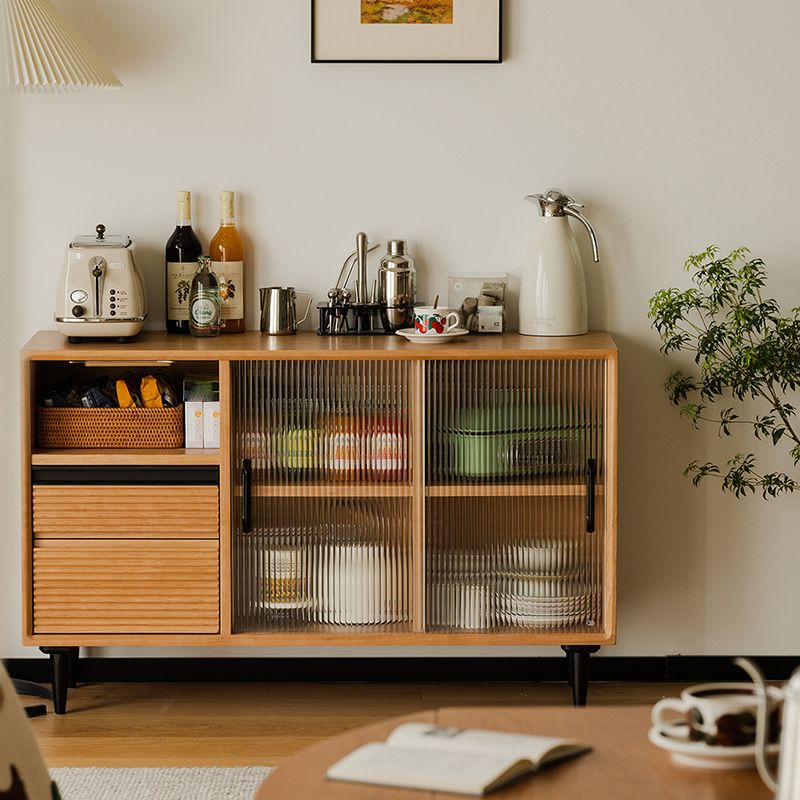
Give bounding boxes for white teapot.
[738,657,800,797]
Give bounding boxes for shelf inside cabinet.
[31,448,221,466]
[231,622,414,636]
[239,483,414,498]
[426,483,603,498]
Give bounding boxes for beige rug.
[51,767,272,799]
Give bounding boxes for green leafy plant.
[649,245,800,498]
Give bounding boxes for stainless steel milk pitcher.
[259,287,313,335]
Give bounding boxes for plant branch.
[650,246,800,499]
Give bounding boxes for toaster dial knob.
[72,305,85,318]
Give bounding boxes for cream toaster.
[55,224,147,342]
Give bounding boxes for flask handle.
[564,205,600,263]
[735,657,780,793]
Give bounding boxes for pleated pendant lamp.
[3,0,121,92]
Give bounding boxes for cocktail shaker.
[378,240,416,331]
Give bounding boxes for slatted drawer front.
[33,540,220,633]
[33,485,219,538]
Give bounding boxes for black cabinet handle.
[586,458,597,533]
[242,458,252,534]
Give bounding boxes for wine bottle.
[189,256,221,337]
[210,191,245,333]
[165,191,203,334]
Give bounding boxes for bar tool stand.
[318,232,416,336]
[317,301,416,336]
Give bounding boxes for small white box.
[479,305,504,333]
[185,402,204,449]
[203,401,221,448]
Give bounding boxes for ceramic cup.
[652,682,783,747]
[413,307,460,336]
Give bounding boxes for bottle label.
[329,431,362,472]
[190,291,220,328]
[167,262,196,321]
[212,260,244,320]
[281,429,315,470]
[369,432,404,472]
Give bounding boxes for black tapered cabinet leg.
[567,652,575,689]
[67,647,79,689]
[562,646,600,707]
[40,647,78,714]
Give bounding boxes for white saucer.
[648,725,779,770]
[396,328,470,344]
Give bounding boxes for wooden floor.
[29,681,690,768]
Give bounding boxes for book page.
[326,742,528,797]
[387,722,589,767]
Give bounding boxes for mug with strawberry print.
[413,307,461,336]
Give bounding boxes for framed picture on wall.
[311,0,503,63]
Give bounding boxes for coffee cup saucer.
[648,723,779,770]
[396,328,469,343]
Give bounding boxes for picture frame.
[311,0,503,64]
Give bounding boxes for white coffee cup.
[413,307,460,336]
[652,682,782,746]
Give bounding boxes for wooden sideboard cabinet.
[20,331,617,711]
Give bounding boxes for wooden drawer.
[32,485,219,538]
[33,539,220,634]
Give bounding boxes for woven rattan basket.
[37,406,185,449]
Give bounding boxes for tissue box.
[478,305,504,333]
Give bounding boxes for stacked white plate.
[497,575,591,628]
[427,542,595,629]
[498,593,591,627]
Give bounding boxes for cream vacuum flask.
[518,189,600,337]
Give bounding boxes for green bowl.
[443,427,581,478]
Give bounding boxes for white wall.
[3,0,800,659]
[1,43,19,656]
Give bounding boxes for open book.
[326,722,591,796]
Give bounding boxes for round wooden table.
[256,705,772,799]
